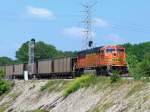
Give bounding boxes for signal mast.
[82,0,97,49]
[28,38,35,77]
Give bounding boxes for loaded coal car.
[53,57,76,78]
[37,59,53,78]
[5,65,14,79]
[5,63,37,79]
[13,64,25,79]
[37,57,76,79]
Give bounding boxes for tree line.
[123,42,150,79]
[0,41,77,65]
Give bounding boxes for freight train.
[0,45,128,79]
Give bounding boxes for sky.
[0,0,150,59]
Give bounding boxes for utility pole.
[28,38,35,77]
[82,0,97,49]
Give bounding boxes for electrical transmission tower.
[82,0,97,50]
[28,38,35,76]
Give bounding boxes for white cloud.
[26,6,54,19]
[62,27,95,38]
[93,18,110,27]
[103,34,125,42]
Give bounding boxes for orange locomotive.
[75,45,128,75]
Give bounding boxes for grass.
[63,74,96,97]
[40,74,126,98]
[9,92,21,100]
[91,101,114,112]
[40,80,70,92]
[143,95,150,103]
[125,81,144,98]
[63,74,126,98]
[0,107,5,112]
[0,101,11,112]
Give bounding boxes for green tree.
[137,53,150,78]
[0,57,14,66]
[16,41,76,62]
[34,41,58,60]
[16,41,59,62]
[123,42,150,61]
[123,42,150,80]
[126,54,139,76]
[16,42,29,62]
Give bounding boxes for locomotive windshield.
[106,48,124,53]
[106,48,115,53]
[117,49,124,52]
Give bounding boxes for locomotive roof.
[78,46,104,55]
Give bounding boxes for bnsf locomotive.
[0,45,128,79]
[75,45,128,76]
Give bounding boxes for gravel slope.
[0,79,149,112]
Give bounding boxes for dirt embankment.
[0,79,150,112]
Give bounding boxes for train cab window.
[106,48,115,53]
[117,49,124,52]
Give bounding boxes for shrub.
[0,70,5,79]
[0,69,11,96]
[0,79,11,95]
[110,70,121,83]
[132,54,150,80]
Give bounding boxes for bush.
[0,69,11,95]
[0,79,10,95]
[131,53,150,80]
[0,70,5,79]
[110,71,120,83]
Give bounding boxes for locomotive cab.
[101,45,128,73]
